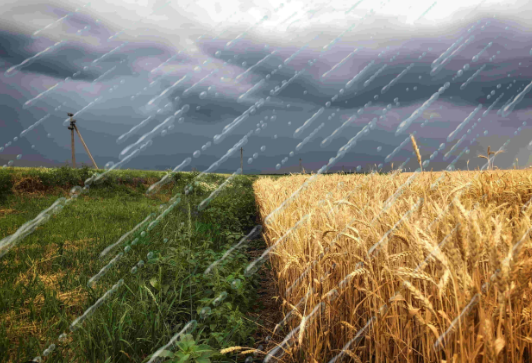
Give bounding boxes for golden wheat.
[253,169,532,362]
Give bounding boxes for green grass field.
[0,166,279,363]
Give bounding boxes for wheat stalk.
[437,269,451,297]
[396,267,436,284]
[478,145,505,170]
[403,280,435,314]
[410,134,423,171]
[241,349,261,355]
[389,251,412,262]
[220,346,245,354]
[298,315,308,346]
[344,350,363,363]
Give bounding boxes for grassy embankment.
[0,165,280,363]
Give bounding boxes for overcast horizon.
[1,0,532,174]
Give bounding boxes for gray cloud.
[1,0,532,173]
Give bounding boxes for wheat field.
[253,169,532,362]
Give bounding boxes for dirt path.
[246,240,285,361]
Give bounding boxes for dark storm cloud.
[1,0,532,173]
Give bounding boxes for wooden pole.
[68,123,76,168]
[240,147,243,174]
[73,124,99,169]
[299,158,302,173]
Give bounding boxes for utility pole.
[68,115,76,168]
[299,158,302,174]
[67,113,99,169]
[240,147,243,175]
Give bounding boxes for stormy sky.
[1,0,532,174]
